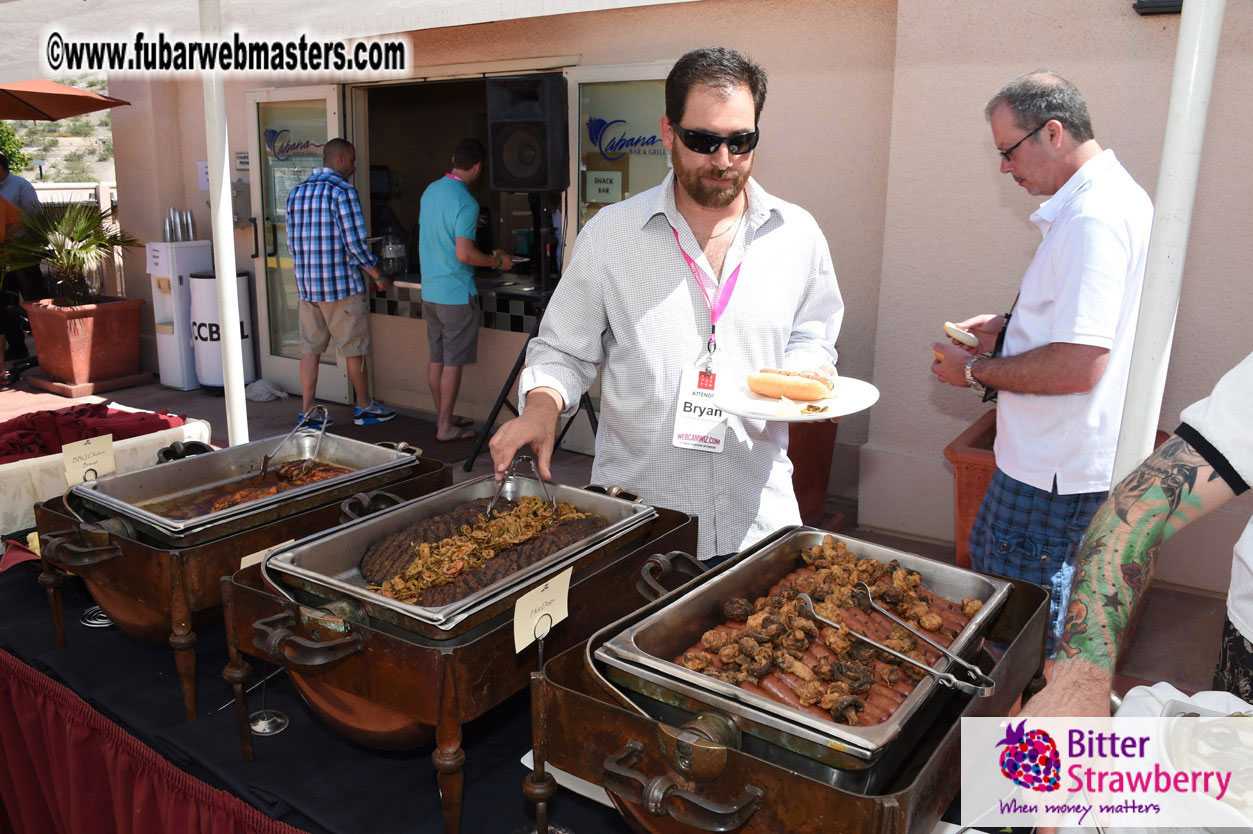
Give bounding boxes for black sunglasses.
[999,121,1049,162]
[672,123,760,155]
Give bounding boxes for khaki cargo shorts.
[299,293,371,356]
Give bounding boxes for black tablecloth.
[0,563,628,834]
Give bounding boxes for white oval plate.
[714,376,880,422]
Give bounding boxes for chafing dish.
[265,475,658,637]
[594,527,1011,793]
[35,443,450,721]
[67,432,418,545]
[221,500,698,834]
[525,537,1048,834]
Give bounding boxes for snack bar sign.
[586,171,621,203]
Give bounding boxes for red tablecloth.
[0,648,300,834]
[0,402,184,464]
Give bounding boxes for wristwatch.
[964,357,984,390]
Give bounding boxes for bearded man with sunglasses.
[490,47,843,563]
[930,72,1153,659]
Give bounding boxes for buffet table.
[0,562,630,834]
[0,560,1015,834]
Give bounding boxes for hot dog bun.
[746,368,834,401]
[943,321,979,348]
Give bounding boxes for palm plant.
[0,202,138,306]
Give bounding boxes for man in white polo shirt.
[932,71,1153,656]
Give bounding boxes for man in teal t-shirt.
[418,138,513,441]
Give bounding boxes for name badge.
[672,367,727,453]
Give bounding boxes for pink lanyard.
[671,226,742,360]
[444,173,464,183]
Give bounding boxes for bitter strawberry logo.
[997,720,1061,792]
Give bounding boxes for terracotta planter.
[787,418,840,525]
[22,295,145,385]
[942,409,998,569]
[944,409,1171,569]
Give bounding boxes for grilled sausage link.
[407,516,608,608]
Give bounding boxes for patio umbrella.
[0,79,129,121]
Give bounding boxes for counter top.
[390,272,544,300]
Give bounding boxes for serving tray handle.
[339,490,405,522]
[583,484,643,504]
[604,739,762,831]
[250,611,363,667]
[41,518,130,568]
[375,440,421,456]
[636,551,707,601]
[155,440,215,464]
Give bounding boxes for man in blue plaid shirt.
[286,138,396,427]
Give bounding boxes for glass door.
[246,85,352,402]
[563,61,673,263]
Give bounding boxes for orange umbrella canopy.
[0,79,130,121]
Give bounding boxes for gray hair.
[985,71,1094,143]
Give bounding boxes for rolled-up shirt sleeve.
[335,186,378,269]
[782,219,843,373]
[518,221,609,418]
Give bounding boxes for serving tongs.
[486,453,557,518]
[260,405,329,479]
[795,584,995,697]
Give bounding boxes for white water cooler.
[147,241,213,390]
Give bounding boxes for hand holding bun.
[943,321,980,349]
[747,368,835,401]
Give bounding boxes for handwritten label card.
[513,567,573,653]
[63,435,116,486]
[240,539,296,570]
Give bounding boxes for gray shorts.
[423,298,479,366]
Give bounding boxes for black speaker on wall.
[486,73,569,192]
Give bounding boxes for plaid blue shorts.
[969,469,1106,657]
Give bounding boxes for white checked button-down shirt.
[519,173,844,558]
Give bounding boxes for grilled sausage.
[405,515,607,607]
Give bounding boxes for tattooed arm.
[1021,434,1238,718]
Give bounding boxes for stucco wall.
[861,0,1253,592]
[108,0,899,486]
[105,0,1250,593]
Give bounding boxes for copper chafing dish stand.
[34,437,449,721]
[220,492,698,834]
[528,526,1049,834]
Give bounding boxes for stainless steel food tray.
[595,527,1011,762]
[68,432,417,540]
[266,475,658,636]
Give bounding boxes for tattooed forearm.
[1058,434,1233,671]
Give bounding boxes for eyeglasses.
[672,123,760,155]
[998,121,1049,162]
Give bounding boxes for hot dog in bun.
[747,368,834,401]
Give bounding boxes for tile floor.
[5,374,1226,696]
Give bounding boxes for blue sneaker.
[296,410,334,429]
[354,400,397,426]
